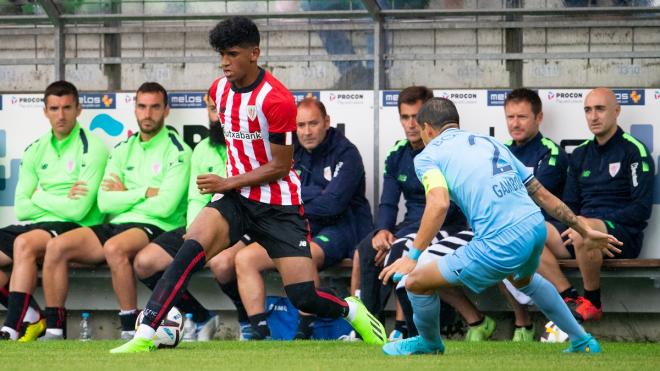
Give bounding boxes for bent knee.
[133,253,157,278]
[13,236,43,260]
[209,255,236,281]
[405,271,425,294]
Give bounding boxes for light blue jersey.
[414,128,541,241]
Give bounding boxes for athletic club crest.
[152,162,161,175]
[66,160,75,173]
[246,105,257,121]
[609,162,620,177]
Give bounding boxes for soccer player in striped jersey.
[111,16,386,354]
[380,98,620,356]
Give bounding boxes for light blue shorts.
[437,212,546,294]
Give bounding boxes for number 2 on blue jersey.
[468,135,512,176]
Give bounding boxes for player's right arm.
[97,143,146,214]
[14,142,48,220]
[526,178,621,257]
[379,154,449,283]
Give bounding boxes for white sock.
[135,324,156,340]
[1,326,18,340]
[346,300,358,321]
[24,306,40,324]
[46,328,63,336]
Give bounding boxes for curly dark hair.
[209,16,260,52]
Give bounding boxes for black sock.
[294,315,315,340]
[395,286,418,337]
[248,312,271,340]
[3,292,31,331]
[394,320,408,338]
[584,288,601,309]
[141,239,206,330]
[219,280,249,323]
[45,307,67,338]
[515,324,534,330]
[0,284,9,308]
[140,272,210,323]
[468,317,484,327]
[119,310,138,332]
[560,287,579,300]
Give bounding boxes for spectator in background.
[0,81,107,341]
[40,82,191,340]
[538,87,655,323]
[235,97,373,340]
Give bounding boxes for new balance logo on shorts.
[299,241,307,247]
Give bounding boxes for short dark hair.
[297,97,327,119]
[505,88,542,116]
[417,97,460,130]
[44,80,79,106]
[397,86,433,112]
[209,16,260,52]
[136,82,168,107]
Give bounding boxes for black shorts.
[0,222,80,259]
[90,223,164,246]
[206,191,311,260]
[548,220,642,259]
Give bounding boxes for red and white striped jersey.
[209,69,302,206]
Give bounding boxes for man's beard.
[209,120,224,146]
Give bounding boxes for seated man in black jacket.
[538,87,655,322]
[235,98,373,340]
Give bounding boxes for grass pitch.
[1,340,659,371]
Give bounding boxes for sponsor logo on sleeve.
[80,93,116,109]
[168,92,205,109]
[383,90,399,107]
[292,91,320,104]
[487,90,511,106]
[613,89,645,105]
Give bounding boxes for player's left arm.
[526,178,622,257]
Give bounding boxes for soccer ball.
[540,321,569,343]
[135,307,184,348]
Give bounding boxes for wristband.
[408,247,422,261]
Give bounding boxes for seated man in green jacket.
[40,82,191,340]
[0,81,108,341]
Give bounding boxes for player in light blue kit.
[380,98,622,356]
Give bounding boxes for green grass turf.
[1,340,659,371]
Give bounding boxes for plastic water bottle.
[79,312,91,341]
[182,313,196,342]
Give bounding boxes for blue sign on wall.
[80,93,116,109]
[169,93,206,109]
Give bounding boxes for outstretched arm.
[526,178,622,257]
